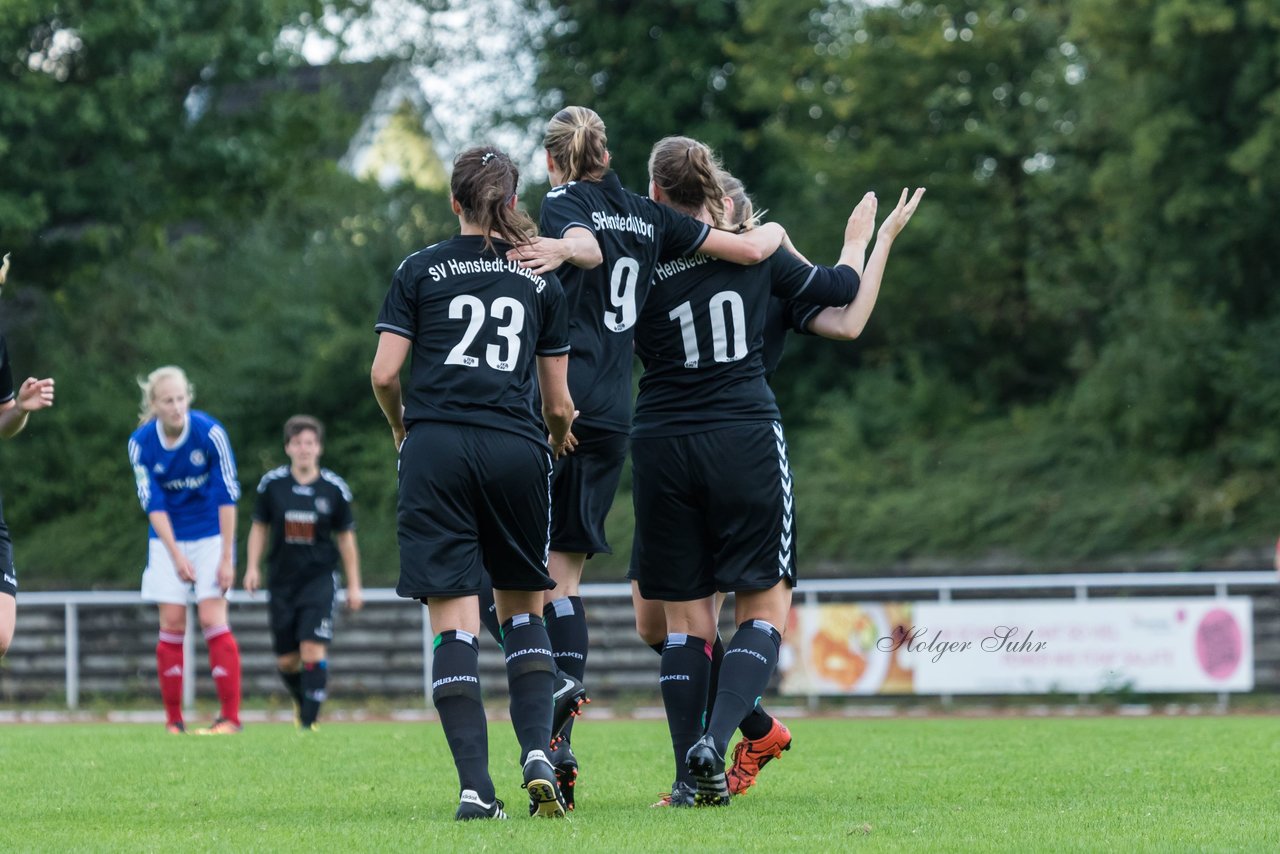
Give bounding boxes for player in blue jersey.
[504,106,791,808]
[0,253,56,658]
[372,145,577,821]
[244,414,363,731]
[128,365,243,734]
[630,136,924,806]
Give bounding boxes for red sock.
[204,625,242,726]
[156,631,185,726]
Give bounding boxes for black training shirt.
[252,467,354,589]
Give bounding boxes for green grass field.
[1,717,1276,851]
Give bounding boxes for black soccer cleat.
[686,735,731,806]
[522,749,567,818]
[651,780,697,808]
[455,789,507,821]
[551,672,589,744]
[549,737,579,811]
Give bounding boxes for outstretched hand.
[845,192,878,247]
[878,188,926,241]
[17,378,54,413]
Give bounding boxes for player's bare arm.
[371,333,411,450]
[536,354,577,458]
[507,227,603,274]
[337,530,363,611]
[244,520,268,594]
[809,187,925,341]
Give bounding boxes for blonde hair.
[137,365,194,425]
[718,171,763,232]
[543,106,609,183]
[647,136,727,228]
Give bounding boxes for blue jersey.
[128,410,240,541]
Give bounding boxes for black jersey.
[0,336,13,406]
[252,467,355,589]
[632,249,859,438]
[762,296,837,379]
[539,170,710,432]
[376,235,570,447]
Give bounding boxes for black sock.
[476,571,503,647]
[544,596,588,740]
[502,613,556,761]
[705,620,781,756]
[660,633,712,786]
[432,630,493,800]
[300,660,328,727]
[706,634,725,722]
[278,668,303,709]
[739,704,774,740]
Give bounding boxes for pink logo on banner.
[1195,609,1242,680]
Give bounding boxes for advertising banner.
[779,597,1253,695]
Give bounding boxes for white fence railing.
[12,571,1276,710]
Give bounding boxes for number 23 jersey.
[375,235,570,447]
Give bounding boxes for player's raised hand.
[845,192,877,247]
[17,377,54,412]
[878,188,926,241]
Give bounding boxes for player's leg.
[0,592,15,659]
[141,539,191,733]
[192,536,241,733]
[632,433,715,807]
[0,521,15,657]
[295,574,337,729]
[481,431,564,818]
[270,591,304,722]
[688,422,796,802]
[542,427,627,743]
[397,423,501,820]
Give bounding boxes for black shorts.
[269,573,337,656]
[0,511,15,598]
[630,421,797,602]
[550,423,628,555]
[396,422,555,598]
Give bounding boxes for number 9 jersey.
[540,170,709,432]
[375,235,570,448]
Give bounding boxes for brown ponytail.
[543,106,609,183]
[718,171,763,232]
[647,136,727,227]
[450,146,537,253]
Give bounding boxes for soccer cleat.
[650,780,696,808]
[165,722,186,735]
[727,717,792,795]
[455,789,508,821]
[686,735,731,806]
[522,749,567,818]
[551,673,589,744]
[194,717,242,735]
[549,737,578,811]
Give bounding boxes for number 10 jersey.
[375,235,570,448]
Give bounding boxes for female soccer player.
[0,253,56,658]
[127,366,243,735]
[244,415,363,731]
[371,145,576,821]
[505,106,790,805]
[631,136,924,805]
[637,170,921,802]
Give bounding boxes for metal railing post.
[183,604,196,709]
[421,605,433,709]
[64,602,79,710]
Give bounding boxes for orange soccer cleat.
[726,717,792,795]
[194,717,242,735]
